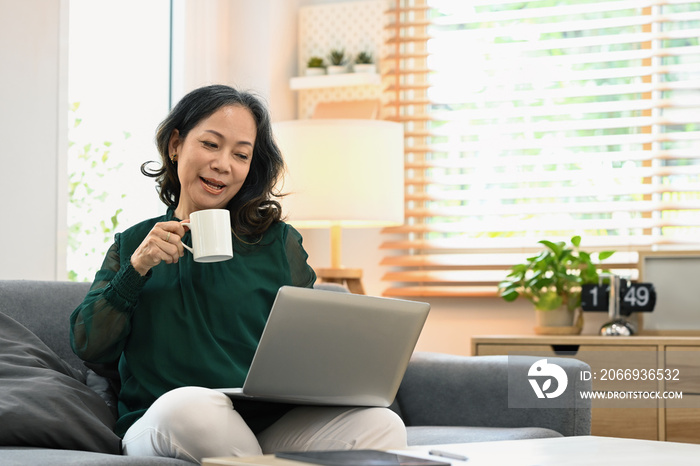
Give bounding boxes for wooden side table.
[472,335,700,444]
[316,268,365,294]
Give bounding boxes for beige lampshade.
[273,119,405,229]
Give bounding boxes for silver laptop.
[217,286,430,407]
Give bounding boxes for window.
[382,0,700,297]
[67,0,171,281]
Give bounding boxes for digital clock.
[581,283,656,315]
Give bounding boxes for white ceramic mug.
[180,209,233,263]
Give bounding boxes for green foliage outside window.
[67,102,129,282]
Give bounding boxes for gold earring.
[170,153,177,163]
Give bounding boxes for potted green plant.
[327,49,349,75]
[305,56,326,76]
[498,236,615,334]
[353,51,375,73]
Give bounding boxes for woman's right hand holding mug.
[130,221,188,276]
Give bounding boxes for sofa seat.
[0,280,592,466]
[0,447,188,466]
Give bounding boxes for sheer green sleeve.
[285,225,317,288]
[70,237,150,363]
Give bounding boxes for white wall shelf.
[290,72,381,90]
[295,0,385,119]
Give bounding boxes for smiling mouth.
[200,177,226,194]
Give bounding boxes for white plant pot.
[305,67,326,76]
[353,63,376,74]
[327,65,347,75]
[534,306,583,335]
[536,307,575,327]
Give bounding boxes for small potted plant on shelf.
[327,49,349,75]
[498,236,615,335]
[353,51,375,73]
[305,56,326,76]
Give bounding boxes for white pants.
[121,387,407,464]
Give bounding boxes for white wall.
[171,0,301,122]
[226,0,300,122]
[0,0,67,280]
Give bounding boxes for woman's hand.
[130,221,188,276]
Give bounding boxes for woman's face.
[169,105,257,220]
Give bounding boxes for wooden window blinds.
[381,0,700,297]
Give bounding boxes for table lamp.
[273,119,404,293]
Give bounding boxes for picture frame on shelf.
[636,250,700,334]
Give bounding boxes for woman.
[70,85,406,463]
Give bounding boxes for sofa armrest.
[395,352,591,437]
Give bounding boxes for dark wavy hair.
[142,84,284,237]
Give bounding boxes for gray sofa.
[0,280,591,465]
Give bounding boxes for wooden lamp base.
[316,224,366,294]
[316,267,365,294]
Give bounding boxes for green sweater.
[70,209,316,436]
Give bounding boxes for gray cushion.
[0,311,121,453]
